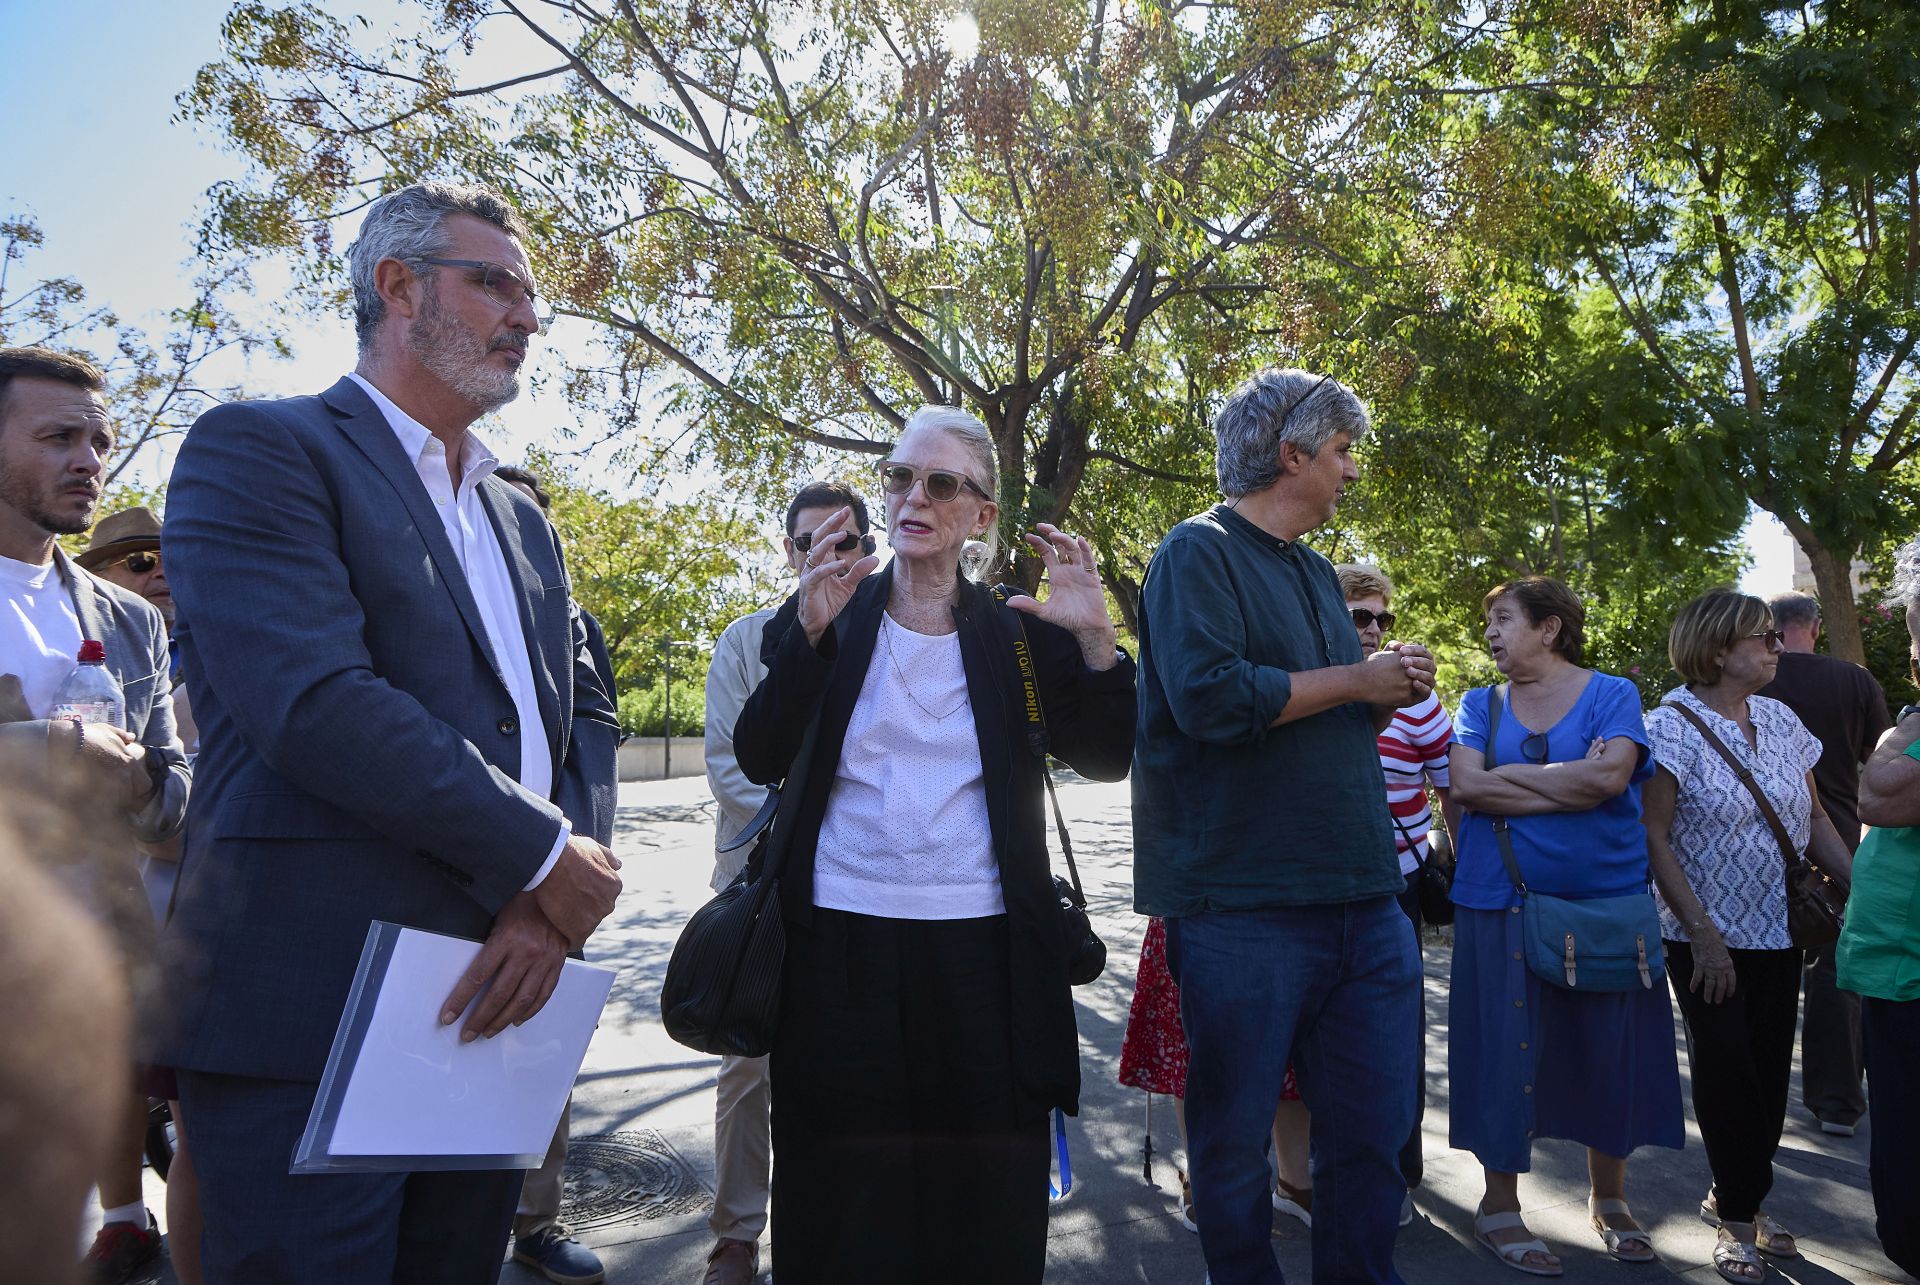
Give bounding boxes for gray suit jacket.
[158,377,619,1081]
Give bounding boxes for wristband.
[67,717,84,758]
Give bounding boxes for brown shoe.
[703,1238,758,1285]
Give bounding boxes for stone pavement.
[108,773,1907,1284]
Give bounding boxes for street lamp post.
[662,638,696,780]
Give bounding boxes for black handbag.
[992,586,1106,986]
[659,715,820,1057]
[1391,803,1455,927]
[1666,701,1848,948]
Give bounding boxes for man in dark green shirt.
[1133,368,1433,1285]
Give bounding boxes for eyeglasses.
[417,258,552,327]
[1748,629,1786,650]
[1350,607,1396,631]
[878,462,992,503]
[793,530,866,554]
[1520,731,1550,764]
[109,550,160,575]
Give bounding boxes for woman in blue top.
[1448,577,1685,1277]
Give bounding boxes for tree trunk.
[1786,523,1867,665]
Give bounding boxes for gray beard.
[407,299,520,413]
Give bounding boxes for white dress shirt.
[347,373,566,889]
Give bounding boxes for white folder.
[292,921,616,1173]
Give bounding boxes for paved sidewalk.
[528,774,1907,1285]
[108,773,1907,1283]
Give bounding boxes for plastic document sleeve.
[292,921,617,1174]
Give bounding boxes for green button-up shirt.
[1131,505,1401,914]
[1838,738,1920,1001]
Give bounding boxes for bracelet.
[66,717,84,758]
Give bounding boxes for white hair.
[896,405,1001,579]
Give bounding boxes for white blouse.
[812,614,1004,920]
[1646,687,1823,949]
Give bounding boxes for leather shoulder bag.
[659,712,821,1057]
[1664,700,1847,948]
[1392,801,1455,927]
[1485,684,1662,990]
[991,584,1106,986]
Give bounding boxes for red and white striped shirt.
[1380,692,1453,875]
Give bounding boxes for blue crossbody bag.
[1484,684,1662,991]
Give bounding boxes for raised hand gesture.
[797,505,882,647]
[1003,524,1119,669]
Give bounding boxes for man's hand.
[52,722,152,806]
[440,893,569,1042]
[1356,648,1422,706]
[1384,641,1437,698]
[531,834,624,949]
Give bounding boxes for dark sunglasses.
[418,258,553,327]
[1748,629,1786,650]
[1520,730,1551,764]
[878,462,991,503]
[110,550,161,575]
[1350,607,1396,631]
[793,530,871,554]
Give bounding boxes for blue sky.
[1,0,1795,592]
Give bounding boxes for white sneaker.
[1400,1192,1415,1227]
[1272,1179,1312,1228]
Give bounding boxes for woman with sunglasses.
[732,404,1135,1284]
[1447,576,1684,1276]
[1643,591,1853,1282]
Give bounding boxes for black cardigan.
[733,567,1136,1113]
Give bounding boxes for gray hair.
[1213,367,1370,499]
[896,405,1000,579]
[344,182,528,350]
[1766,591,1820,632]
[1889,537,1920,609]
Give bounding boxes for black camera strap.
[990,584,1085,906]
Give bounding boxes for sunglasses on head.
[878,462,991,503]
[1350,607,1396,631]
[793,529,872,555]
[112,550,161,575]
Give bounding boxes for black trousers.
[1863,997,1920,1276]
[1799,941,1867,1126]
[1665,942,1801,1223]
[770,909,1051,1284]
[1395,872,1427,1190]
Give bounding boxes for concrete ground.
[105,773,1908,1284]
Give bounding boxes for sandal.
[1588,1197,1656,1263]
[1700,1194,1799,1259]
[1474,1205,1563,1277]
[1272,1176,1312,1229]
[1713,1225,1766,1283]
[1176,1166,1197,1234]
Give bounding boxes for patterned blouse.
[1645,687,1823,950]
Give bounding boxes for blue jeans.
[1167,898,1420,1285]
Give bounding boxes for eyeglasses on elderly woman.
[878,462,992,503]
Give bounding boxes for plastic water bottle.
[49,639,125,729]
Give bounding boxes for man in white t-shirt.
[698,479,872,1285]
[0,346,192,1285]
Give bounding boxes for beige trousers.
[514,1100,571,1234]
[710,1053,772,1242]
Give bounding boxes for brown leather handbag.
[1667,702,1848,948]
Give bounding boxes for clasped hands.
[1359,640,1437,706]
[440,832,623,1042]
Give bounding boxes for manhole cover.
[561,1130,712,1229]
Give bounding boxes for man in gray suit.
[159,183,623,1284]
[0,345,191,1284]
